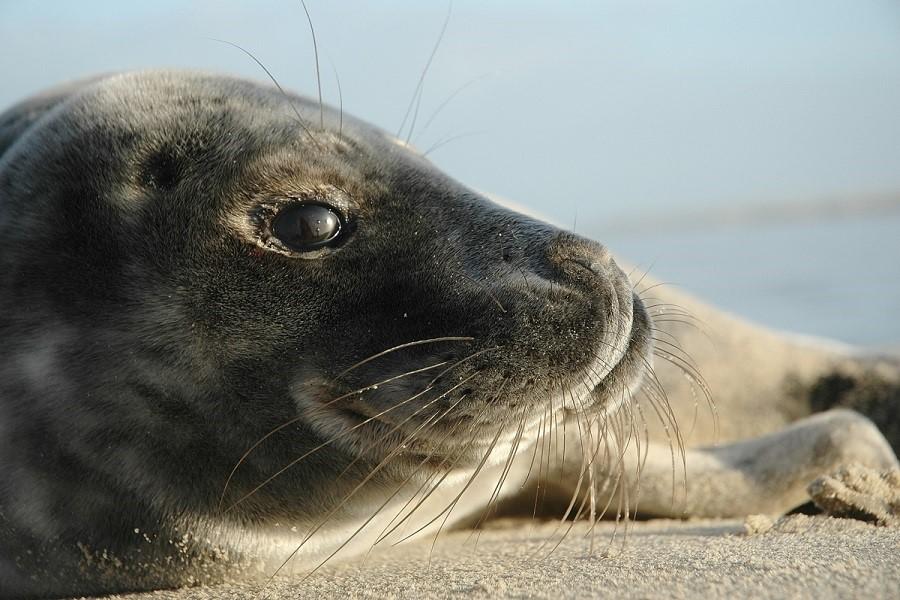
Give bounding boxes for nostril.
[568,255,606,276]
[548,233,612,274]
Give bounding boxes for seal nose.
[547,232,616,279]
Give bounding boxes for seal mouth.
[296,267,653,466]
[549,249,652,417]
[579,291,652,412]
[343,291,650,464]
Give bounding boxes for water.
[600,212,900,346]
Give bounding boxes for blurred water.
[600,212,900,346]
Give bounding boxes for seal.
[0,71,896,599]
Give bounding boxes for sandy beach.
[103,514,900,600]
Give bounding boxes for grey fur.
[0,71,649,597]
[0,71,896,599]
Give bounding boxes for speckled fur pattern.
[0,72,896,599]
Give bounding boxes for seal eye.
[271,203,343,252]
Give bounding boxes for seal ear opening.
[142,149,183,192]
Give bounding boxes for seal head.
[0,71,650,596]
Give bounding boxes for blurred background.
[2,0,899,345]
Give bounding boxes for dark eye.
[271,202,343,252]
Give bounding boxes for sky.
[3,0,899,226]
[2,0,899,343]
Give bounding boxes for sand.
[99,512,900,600]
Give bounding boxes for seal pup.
[0,71,896,599]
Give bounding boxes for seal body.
[0,72,896,599]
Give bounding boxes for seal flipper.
[530,408,898,519]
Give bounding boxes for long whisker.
[424,409,511,558]
[218,360,448,510]
[629,262,657,292]
[371,398,497,546]
[225,372,476,514]
[210,39,319,147]
[415,73,490,143]
[327,56,343,138]
[328,373,480,488]
[637,359,687,513]
[299,0,324,129]
[334,336,473,381]
[427,346,497,387]
[530,411,548,522]
[397,2,453,142]
[540,392,609,558]
[298,392,475,582]
[367,399,494,553]
[392,380,512,546]
[263,370,493,589]
[468,402,530,537]
[261,400,447,591]
[422,130,486,157]
[532,387,592,558]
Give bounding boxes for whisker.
[210,39,319,147]
[372,379,508,546]
[225,372,477,514]
[299,0,324,129]
[415,73,490,143]
[427,346,498,387]
[262,398,449,590]
[368,399,494,551]
[264,369,494,589]
[334,336,473,380]
[651,348,711,407]
[629,262,657,292]
[531,409,548,522]
[520,411,544,489]
[422,130,487,158]
[468,402,530,538]
[326,56,343,138]
[424,409,511,560]
[533,387,592,558]
[397,2,453,143]
[218,360,448,510]
[457,271,507,313]
[298,391,476,583]
[537,389,613,559]
[392,379,512,547]
[638,362,687,514]
[371,399,495,546]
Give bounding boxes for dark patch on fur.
[807,372,900,454]
[142,149,182,191]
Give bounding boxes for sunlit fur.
[0,70,670,597]
[2,60,898,600]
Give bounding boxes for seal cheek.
[8,327,74,396]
